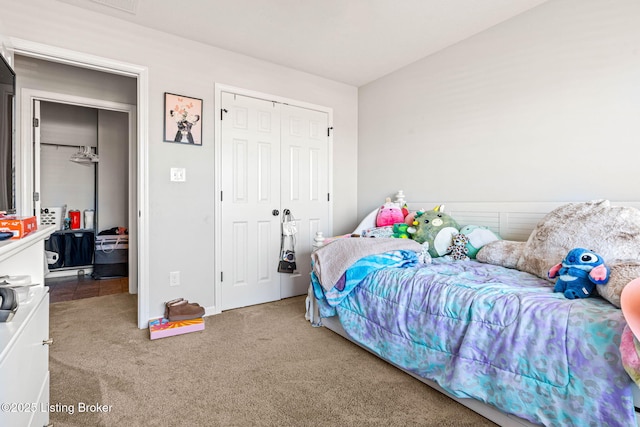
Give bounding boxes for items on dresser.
[0,275,37,306]
[0,287,17,322]
[0,215,38,239]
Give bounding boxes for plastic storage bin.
[40,206,67,230]
[92,235,128,279]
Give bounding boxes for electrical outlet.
[169,271,180,287]
[170,167,186,182]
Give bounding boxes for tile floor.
[46,275,129,303]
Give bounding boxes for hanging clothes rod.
[40,142,96,149]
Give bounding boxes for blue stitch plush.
[548,248,610,299]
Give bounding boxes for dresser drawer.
[0,290,50,427]
[29,372,50,427]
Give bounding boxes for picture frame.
[164,92,203,145]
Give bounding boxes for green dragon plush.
[410,206,460,258]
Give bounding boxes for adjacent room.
[1,0,639,426]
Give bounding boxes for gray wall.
[32,74,131,233]
[39,102,97,227]
[0,0,359,320]
[97,109,129,231]
[358,0,640,218]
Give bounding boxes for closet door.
[220,93,282,310]
[279,104,330,298]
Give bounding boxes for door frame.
[214,83,334,313]
[24,90,136,286]
[10,37,150,329]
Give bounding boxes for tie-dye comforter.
[311,256,636,427]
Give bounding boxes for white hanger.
[70,146,99,164]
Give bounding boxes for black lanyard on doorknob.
[278,209,297,273]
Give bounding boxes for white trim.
[9,38,140,78]
[213,83,334,314]
[216,84,334,115]
[10,38,150,329]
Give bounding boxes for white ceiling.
[57,0,549,87]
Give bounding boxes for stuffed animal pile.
[370,197,501,260]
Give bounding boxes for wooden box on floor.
[148,317,204,340]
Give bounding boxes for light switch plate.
[170,167,186,182]
[169,271,180,286]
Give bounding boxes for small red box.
[0,216,38,239]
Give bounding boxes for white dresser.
[0,226,55,427]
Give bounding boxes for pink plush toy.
[621,278,640,386]
[376,198,405,227]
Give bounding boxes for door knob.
[272,209,280,216]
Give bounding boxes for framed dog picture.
[164,93,203,145]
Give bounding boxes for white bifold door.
[220,92,330,311]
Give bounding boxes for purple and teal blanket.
[311,255,636,427]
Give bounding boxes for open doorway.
[11,39,150,329]
[15,55,139,306]
[35,100,131,302]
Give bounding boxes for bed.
[306,196,640,427]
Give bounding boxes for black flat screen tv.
[0,54,15,214]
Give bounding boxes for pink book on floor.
[148,317,204,340]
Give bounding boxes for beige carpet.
[49,293,497,427]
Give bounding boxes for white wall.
[358,0,640,218]
[0,0,358,320]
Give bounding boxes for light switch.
[170,167,186,182]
